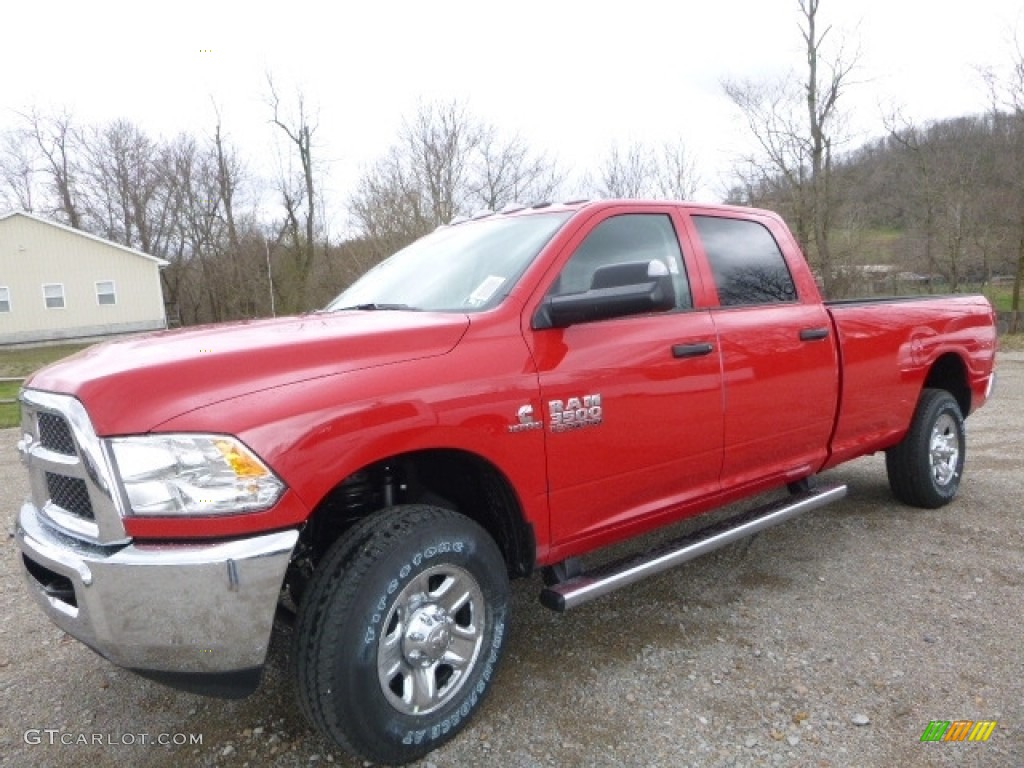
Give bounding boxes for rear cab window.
[691,216,797,307]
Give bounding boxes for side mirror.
[533,260,675,330]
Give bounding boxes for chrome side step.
[539,484,847,612]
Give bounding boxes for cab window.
[692,215,797,306]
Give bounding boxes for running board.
[540,484,847,612]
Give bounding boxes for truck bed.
[824,294,996,469]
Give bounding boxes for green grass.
[0,389,22,428]
[0,343,91,378]
[982,286,1013,312]
[0,343,92,428]
[999,333,1024,351]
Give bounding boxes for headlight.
[108,434,285,516]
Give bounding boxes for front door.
[524,208,725,547]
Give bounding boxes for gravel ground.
[2,353,1021,768]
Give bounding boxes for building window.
[43,283,65,309]
[0,286,9,313]
[96,280,117,306]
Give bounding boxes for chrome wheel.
[377,564,485,715]
[295,505,509,764]
[886,389,966,509]
[929,412,960,487]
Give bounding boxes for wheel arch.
[923,352,970,416]
[296,448,536,584]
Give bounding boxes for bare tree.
[211,106,242,253]
[0,127,38,212]
[655,139,701,200]
[23,109,84,228]
[406,100,483,224]
[722,77,811,247]
[724,0,858,296]
[266,74,320,313]
[802,0,857,293]
[923,119,988,292]
[156,123,265,325]
[0,110,85,223]
[350,145,434,256]
[591,139,701,200]
[470,128,562,210]
[0,98,290,325]
[594,142,654,198]
[349,101,482,259]
[349,100,561,260]
[882,111,941,290]
[981,33,1024,331]
[159,134,216,321]
[79,119,169,256]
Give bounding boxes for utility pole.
[265,237,276,317]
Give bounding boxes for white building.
[0,211,168,345]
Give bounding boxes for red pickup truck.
[16,200,996,764]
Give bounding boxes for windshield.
[326,212,573,312]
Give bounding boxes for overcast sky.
[3,0,1022,223]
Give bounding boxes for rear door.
[524,207,724,546]
[683,211,838,490]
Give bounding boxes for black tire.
[885,388,966,509]
[294,505,509,766]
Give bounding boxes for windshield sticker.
[467,275,506,307]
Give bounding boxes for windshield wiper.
[335,303,420,312]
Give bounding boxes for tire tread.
[885,388,964,509]
[293,504,502,764]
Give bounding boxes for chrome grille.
[45,472,95,520]
[38,412,76,455]
[19,389,128,545]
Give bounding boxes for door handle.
[672,342,714,358]
[799,328,830,342]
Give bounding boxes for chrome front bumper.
[16,500,298,696]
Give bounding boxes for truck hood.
[26,311,470,435]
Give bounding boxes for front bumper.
[16,500,298,697]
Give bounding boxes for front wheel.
[294,505,509,765]
[886,388,966,509]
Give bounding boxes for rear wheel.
[294,505,509,765]
[886,388,965,509]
